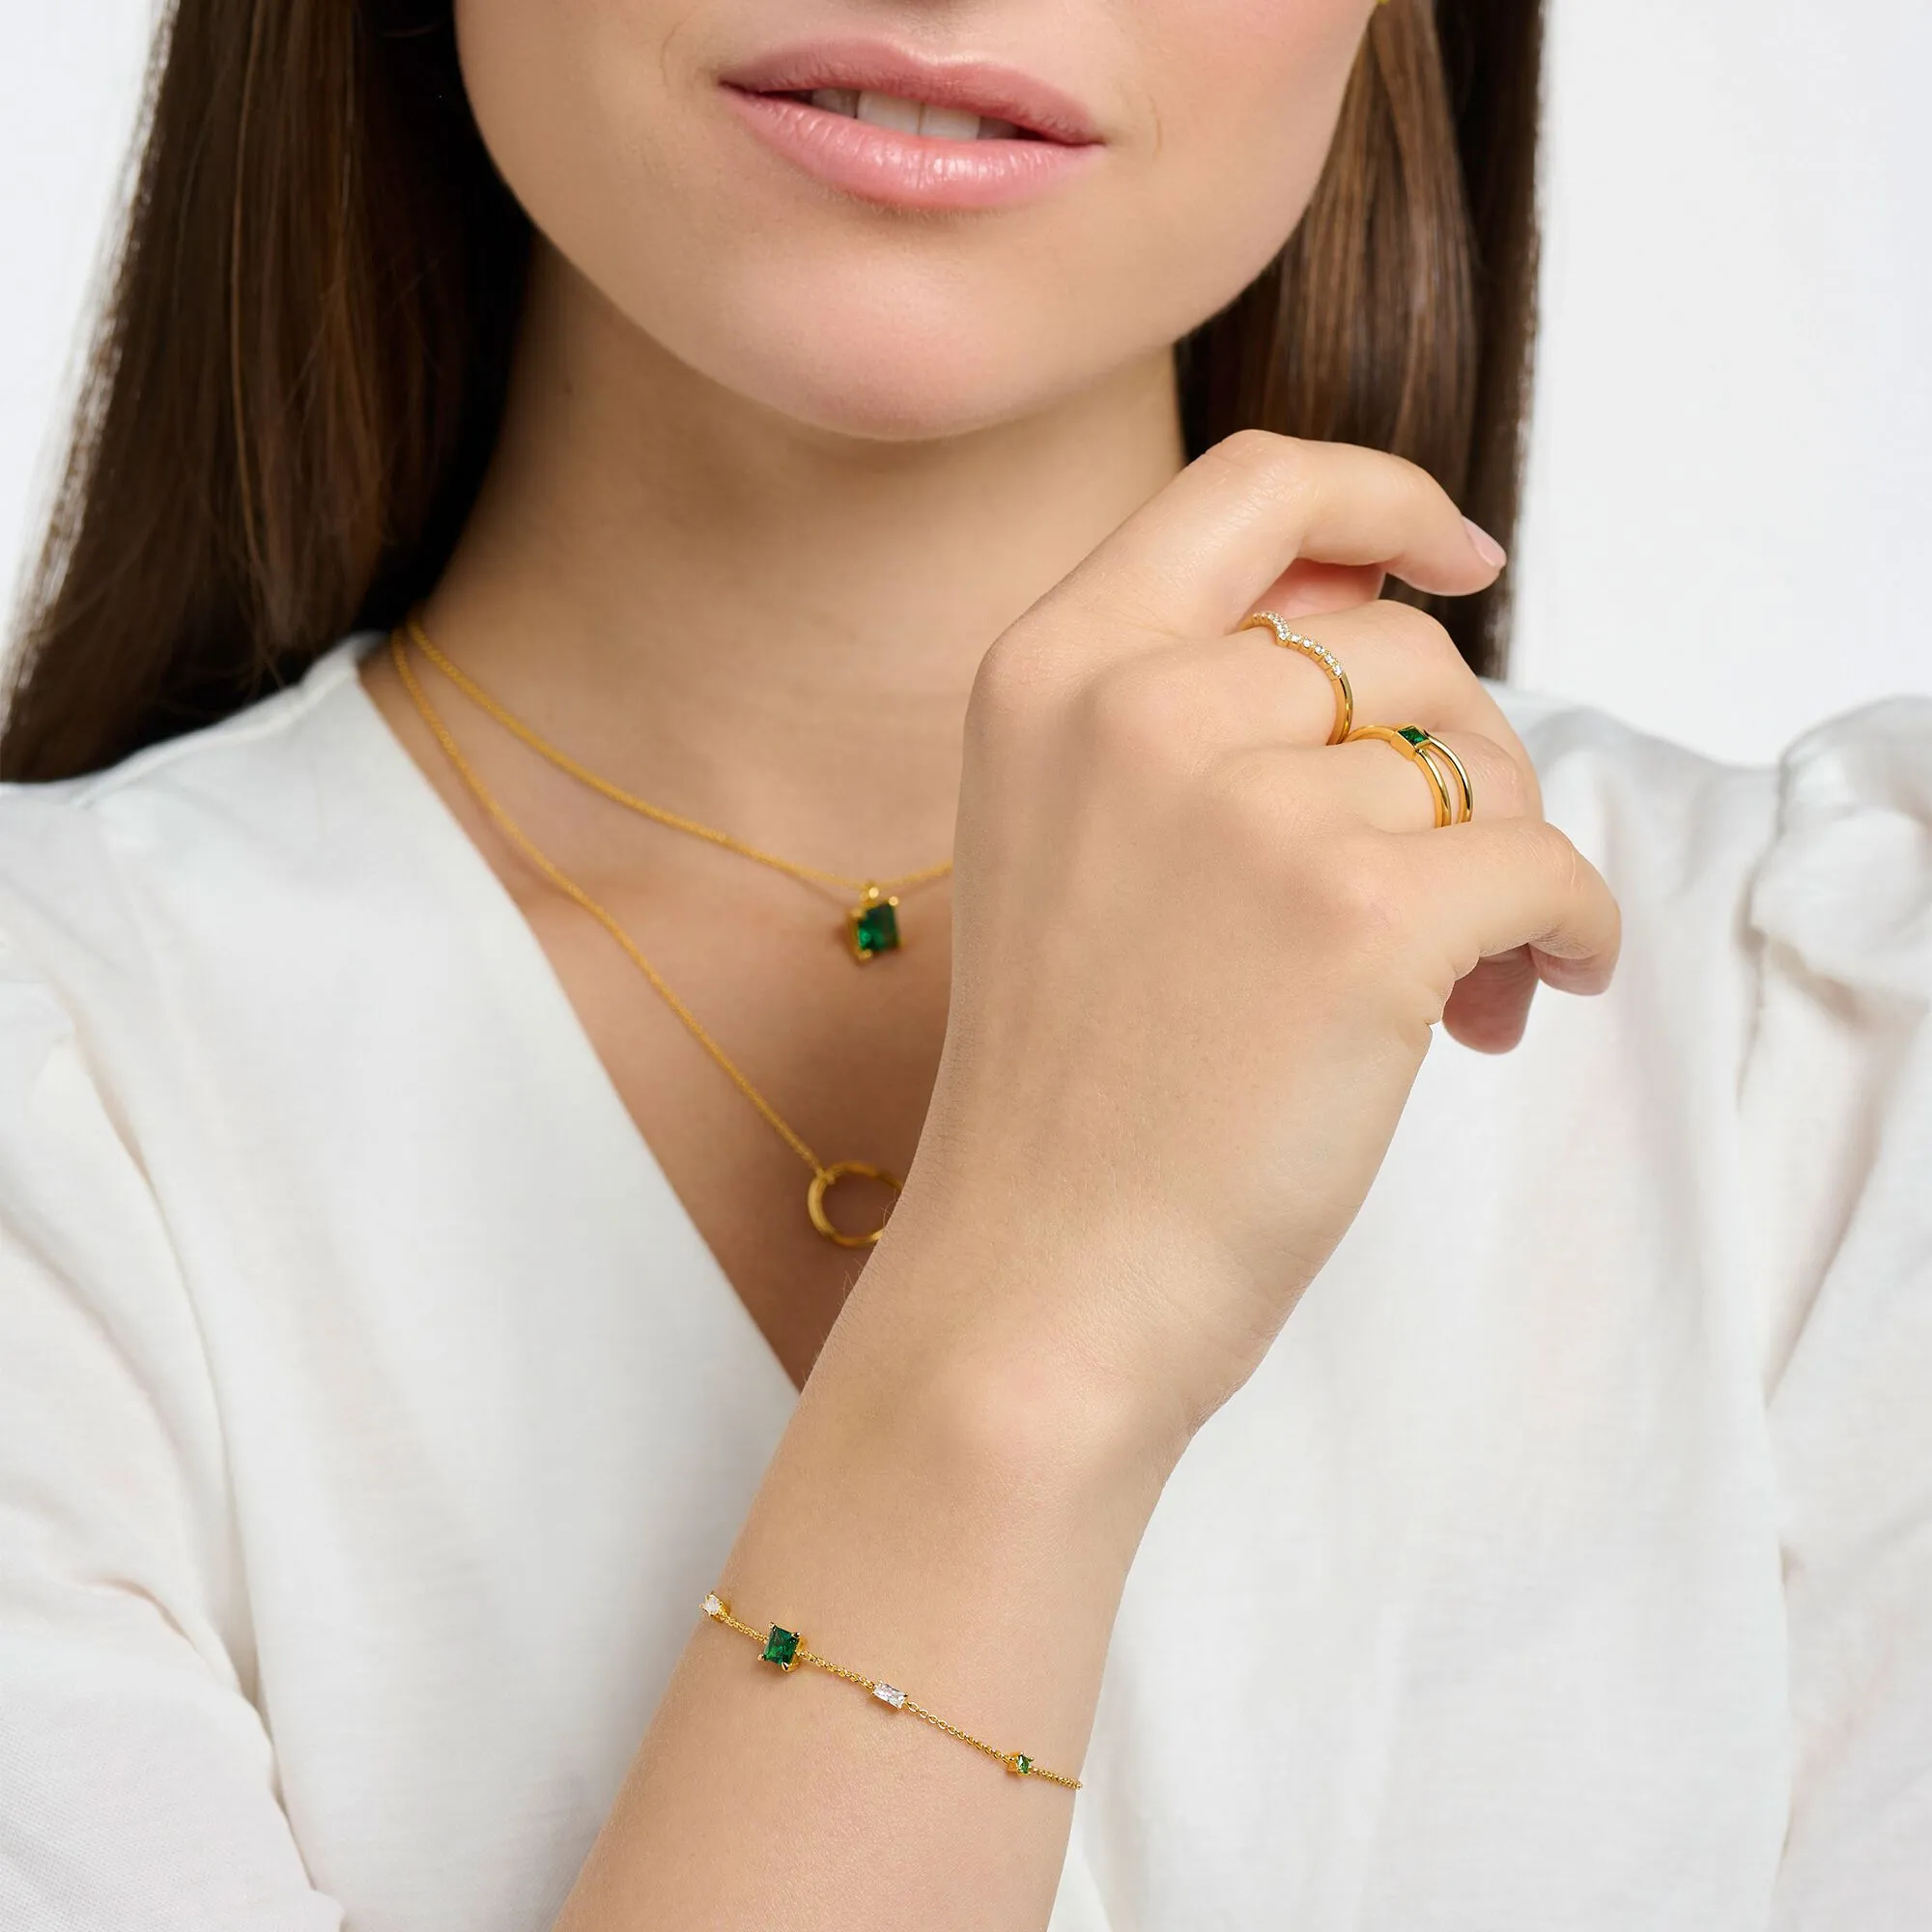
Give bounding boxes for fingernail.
[1463,518,1508,569]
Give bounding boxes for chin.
[718,348,1070,447]
[554,200,1273,449]
[647,266,1145,445]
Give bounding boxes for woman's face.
[456,1,1375,440]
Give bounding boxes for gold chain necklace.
[389,629,900,1249]
[403,613,951,963]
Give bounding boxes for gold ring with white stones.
[1241,611,1355,745]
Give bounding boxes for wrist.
[722,1333,1154,1731]
[802,1227,1197,1543]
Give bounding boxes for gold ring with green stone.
[1344,724,1472,829]
[1414,730,1474,823]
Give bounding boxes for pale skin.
[357,0,1622,1924]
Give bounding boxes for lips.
[723,40,1103,146]
[793,89,1029,145]
[720,39,1105,213]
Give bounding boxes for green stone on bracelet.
[762,1625,802,1670]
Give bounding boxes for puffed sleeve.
[1742,698,1932,1925]
[0,927,344,1928]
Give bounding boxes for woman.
[0,0,1924,1925]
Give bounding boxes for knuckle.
[1203,760,1406,949]
[1505,816,1587,901]
[970,627,1061,737]
[1513,820,1617,959]
[1078,655,1216,772]
[1205,751,1300,859]
[1198,429,1312,507]
[1208,426,1295,470]
[1204,761,1416,944]
[1399,614,1453,692]
[1524,816,1580,877]
[1515,738,1548,819]
[1299,836,1412,955]
[1465,724,1543,822]
[1463,733,1528,819]
[1385,602,1465,677]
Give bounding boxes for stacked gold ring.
[1344,724,1475,829]
[1240,611,1472,829]
[1242,611,1354,745]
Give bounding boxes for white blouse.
[0,634,1926,1931]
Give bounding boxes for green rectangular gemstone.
[762,1625,801,1669]
[851,899,900,958]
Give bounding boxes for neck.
[421,242,1185,870]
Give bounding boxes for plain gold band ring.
[1344,724,1473,829]
[1241,611,1354,745]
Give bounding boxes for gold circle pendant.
[808,1161,904,1248]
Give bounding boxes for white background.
[2,2,1926,765]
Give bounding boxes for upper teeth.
[809,90,1020,142]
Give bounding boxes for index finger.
[1062,431,1505,644]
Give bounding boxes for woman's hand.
[571,432,1620,1931]
[848,432,1622,1467]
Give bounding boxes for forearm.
[552,1253,1165,1932]
[550,433,1607,1928]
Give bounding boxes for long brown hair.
[1,0,1542,782]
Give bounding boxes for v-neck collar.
[324,632,802,1411]
[325,635,1116,1922]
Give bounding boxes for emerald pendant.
[846,885,902,962]
[762,1625,802,1671]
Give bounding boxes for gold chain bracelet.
[701,1593,1083,1790]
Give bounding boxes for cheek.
[456,0,725,329]
[1126,0,1370,304]
[455,0,688,257]
[455,0,1371,441]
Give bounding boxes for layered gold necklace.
[405,616,952,961]
[390,615,950,1247]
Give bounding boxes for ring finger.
[1203,603,1542,814]
[1245,727,1527,835]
